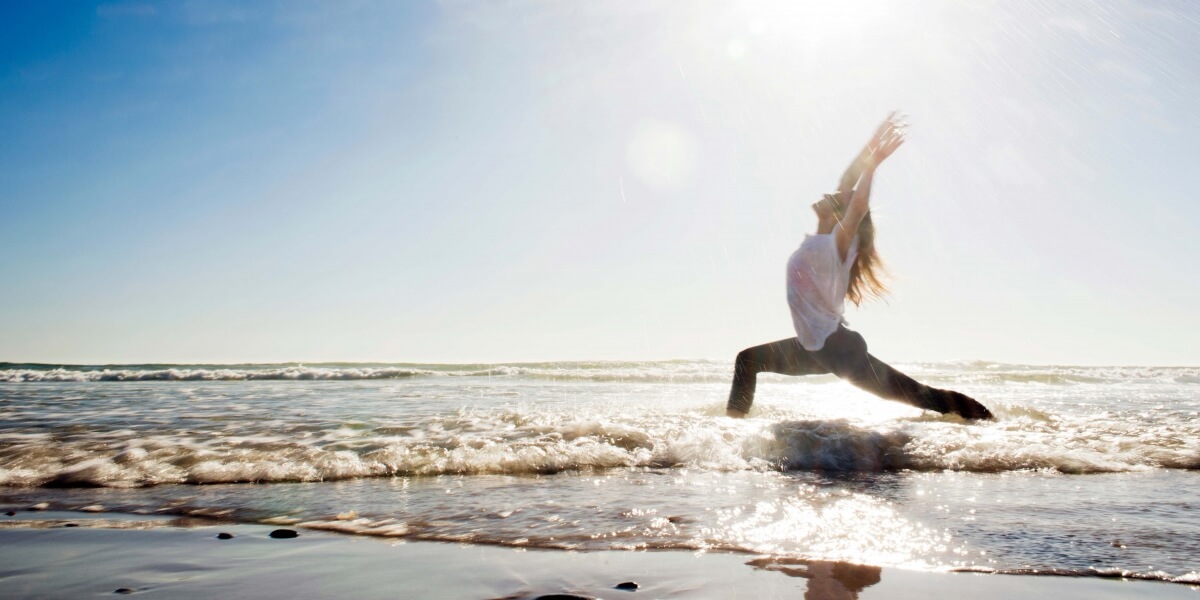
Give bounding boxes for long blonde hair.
[844,210,888,306]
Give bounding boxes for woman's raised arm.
[837,111,905,195]
[835,117,906,260]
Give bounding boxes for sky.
[1,0,1198,366]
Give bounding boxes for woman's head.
[814,190,888,306]
[811,191,846,223]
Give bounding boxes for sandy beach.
[1,511,1195,600]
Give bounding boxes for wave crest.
[4,406,1198,489]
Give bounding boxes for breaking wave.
[3,403,1198,489]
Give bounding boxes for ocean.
[2,360,1198,584]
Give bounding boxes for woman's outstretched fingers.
[864,112,908,165]
[875,113,894,135]
[870,111,901,147]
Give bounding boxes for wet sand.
[0,512,1195,599]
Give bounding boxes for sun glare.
[747,0,892,45]
[626,120,699,192]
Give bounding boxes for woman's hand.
[866,112,908,167]
[837,111,909,193]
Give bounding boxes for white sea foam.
[2,400,1197,488]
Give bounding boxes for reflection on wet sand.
[748,557,882,600]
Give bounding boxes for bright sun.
[746,0,892,46]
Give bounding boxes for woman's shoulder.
[800,231,837,248]
[794,233,838,262]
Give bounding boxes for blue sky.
[1,0,1198,365]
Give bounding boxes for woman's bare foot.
[943,391,994,420]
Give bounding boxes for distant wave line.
[2,361,1197,384]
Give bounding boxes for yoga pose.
[727,112,993,420]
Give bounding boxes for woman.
[726,112,993,420]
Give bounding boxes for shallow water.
[2,361,1198,582]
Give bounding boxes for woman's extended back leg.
[812,327,993,420]
[858,354,994,419]
[727,338,829,417]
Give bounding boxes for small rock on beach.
[615,581,639,590]
[216,532,235,539]
[268,529,299,539]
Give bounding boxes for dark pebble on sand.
[63,523,79,527]
[217,532,235,539]
[615,581,639,590]
[533,595,596,600]
[268,529,299,539]
[4,511,15,516]
[114,588,135,594]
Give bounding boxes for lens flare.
[626,120,699,192]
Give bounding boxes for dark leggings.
[727,326,992,419]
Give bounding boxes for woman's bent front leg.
[727,338,828,417]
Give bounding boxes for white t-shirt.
[786,228,859,351]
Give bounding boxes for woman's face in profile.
[812,192,845,220]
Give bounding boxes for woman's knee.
[735,348,758,371]
[831,328,869,355]
[814,330,867,374]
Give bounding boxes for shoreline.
[1,512,1196,599]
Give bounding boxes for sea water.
[2,361,1198,583]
